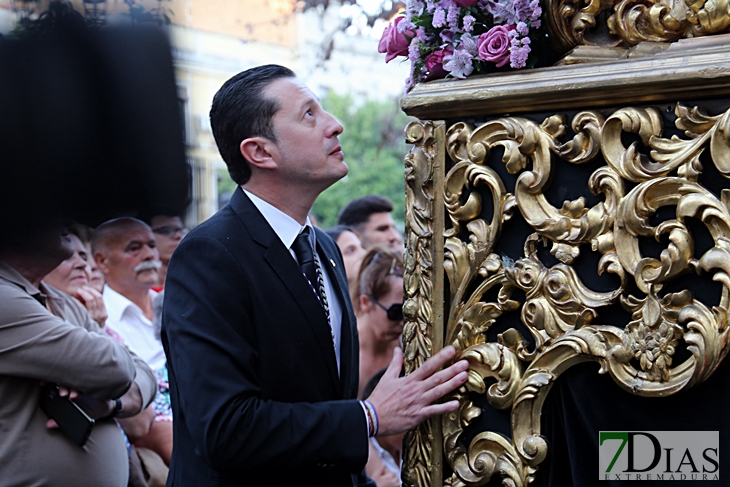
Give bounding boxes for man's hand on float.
[366,345,468,437]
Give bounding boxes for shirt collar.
[243,188,313,249]
[104,284,156,324]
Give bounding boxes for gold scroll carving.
[403,103,730,486]
[546,0,730,54]
[402,120,446,487]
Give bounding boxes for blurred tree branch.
[300,0,402,26]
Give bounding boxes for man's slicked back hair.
[337,195,394,230]
[209,64,295,186]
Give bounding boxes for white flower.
[460,33,479,57]
[443,48,474,78]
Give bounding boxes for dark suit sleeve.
[163,235,369,472]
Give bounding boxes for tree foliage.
[302,0,403,25]
[312,91,410,229]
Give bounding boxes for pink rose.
[477,25,513,68]
[424,48,450,80]
[378,17,413,63]
[455,0,479,6]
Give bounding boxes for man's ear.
[94,251,109,275]
[240,137,278,170]
[359,294,372,313]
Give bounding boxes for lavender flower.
[399,19,417,33]
[462,14,476,32]
[529,0,542,21]
[446,3,460,29]
[444,48,474,78]
[510,36,530,68]
[408,39,421,64]
[385,0,544,91]
[529,0,542,28]
[407,0,425,16]
[440,29,456,43]
[486,0,519,24]
[405,75,415,94]
[513,0,534,22]
[432,7,447,28]
[460,33,479,56]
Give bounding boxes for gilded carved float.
[400,1,730,485]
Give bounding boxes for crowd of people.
[0,64,470,487]
[0,191,407,487]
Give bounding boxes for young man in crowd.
[337,195,404,252]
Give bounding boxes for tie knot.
[292,226,315,266]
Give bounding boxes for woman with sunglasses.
[353,247,404,400]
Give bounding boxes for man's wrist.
[112,398,124,417]
[101,398,123,420]
[361,400,379,437]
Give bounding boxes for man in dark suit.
[161,64,469,487]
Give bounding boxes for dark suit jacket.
[162,188,371,487]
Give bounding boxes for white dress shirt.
[103,285,166,371]
[244,189,343,373]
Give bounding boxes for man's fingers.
[426,359,469,387]
[58,386,80,400]
[409,356,467,395]
[46,419,59,429]
[384,346,403,379]
[422,370,468,404]
[409,345,457,380]
[419,399,461,419]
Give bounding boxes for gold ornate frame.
[401,29,730,487]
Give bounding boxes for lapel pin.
[330,259,336,267]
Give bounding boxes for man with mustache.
[94,217,165,372]
[0,220,157,486]
[94,217,173,473]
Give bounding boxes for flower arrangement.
[378,0,545,91]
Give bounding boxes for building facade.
[0,0,409,224]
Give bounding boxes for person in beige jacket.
[0,222,157,487]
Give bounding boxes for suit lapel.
[230,189,340,394]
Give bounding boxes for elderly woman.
[353,247,404,400]
[42,224,108,326]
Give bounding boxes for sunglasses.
[153,226,189,237]
[367,295,403,321]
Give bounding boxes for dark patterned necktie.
[291,227,331,325]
